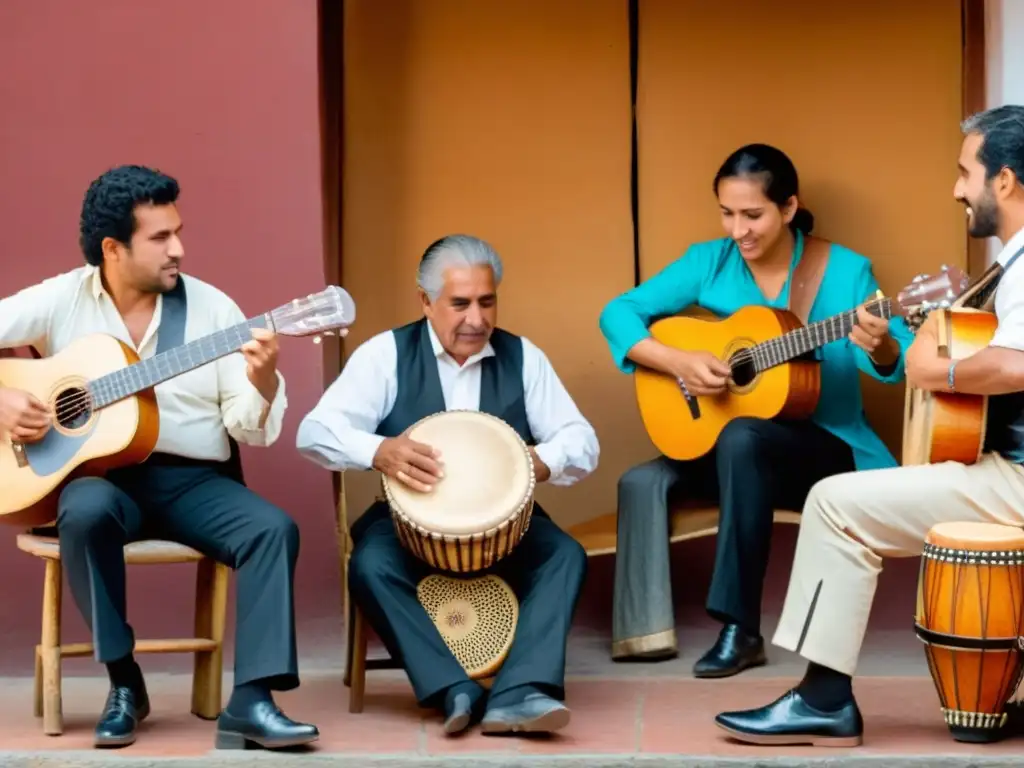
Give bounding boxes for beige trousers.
[772,452,1024,676]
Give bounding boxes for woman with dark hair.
[598,143,914,676]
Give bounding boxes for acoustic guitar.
[0,285,355,527]
[633,266,968,462]
[901,308,997,467]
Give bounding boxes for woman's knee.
[618,459,675,506]
[715,417,770,463]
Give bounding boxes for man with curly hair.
[0,165,318,751]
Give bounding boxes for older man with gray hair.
[296,234,599,736]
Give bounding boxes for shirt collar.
[425,319,495,366]
[87,264,106,299]
[996,225,1024,267]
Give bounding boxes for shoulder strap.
[156,276,188,354]
[788,235,830,325]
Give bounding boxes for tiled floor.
[5,626,1024,764]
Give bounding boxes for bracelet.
[947,361,957,392]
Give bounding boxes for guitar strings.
[722,296,889,376]
[45,301,328,426]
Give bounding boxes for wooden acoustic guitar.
[0,285,355,527]
[634,266,969,462]
[901,262,1001,466]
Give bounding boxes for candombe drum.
[914,520,1024,743]
[416,573,519,683]
[383,410,536,573]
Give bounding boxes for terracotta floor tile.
[516,680,639,754]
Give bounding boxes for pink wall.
[0,0,338,674]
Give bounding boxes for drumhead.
[384,410,535,536]
[926,520,1024,551]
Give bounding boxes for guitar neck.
[754,298,892,371]
[88,314,272,408]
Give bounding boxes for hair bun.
[791,207,815,234]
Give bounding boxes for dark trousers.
[55,456,301,690]
[613,417,855,651]
[349,501,587,707]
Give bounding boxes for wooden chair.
[337,471,401,714]
[566,500,800,556]
[17,438,244,736]
[18,535,230,735]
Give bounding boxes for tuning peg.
[313,335,322,344]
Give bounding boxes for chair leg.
[33,645,42,718]
[191,558,229,720]
[344,591,354,688]
[41,559,63,736]
[349,607,367,714]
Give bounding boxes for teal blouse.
[599,230,914,471]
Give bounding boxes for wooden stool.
[336,472,401,714]
[567,503,802,556]
[17,533,231,735]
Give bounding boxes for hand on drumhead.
[372,435,443,492]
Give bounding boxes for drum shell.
[915,529,1024,740]
[391,498,534,573]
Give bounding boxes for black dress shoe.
[715,689,863,747]
[693,623,766,678]
[215,700,319,750]
[94,684,150,747]
[444,691,478,735]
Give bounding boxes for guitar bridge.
[676,378,702,421]
[10,440,28,468]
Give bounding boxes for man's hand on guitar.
[373,433,444,492]
[242,328,281,403]
[0,387,51,443]
[850,301,899,365]
[671,350,730,396]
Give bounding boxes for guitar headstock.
[270,285,357,338]
[894,265,970,331]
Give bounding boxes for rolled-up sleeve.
[521,338,599,487]
[598,245,706,372]
[213,298,289,447]
[295,333,396,472]
[0,272,71,351]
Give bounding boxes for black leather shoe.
[715,689,863,747]
[94,684,150,747]
[693,624,766,678]
[215,701,319,750]
[444,691,477,735]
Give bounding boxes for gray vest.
[375,318,536,446]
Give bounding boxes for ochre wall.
[341,0,967,528]
[341,0,638,526]
[637,0,966,457]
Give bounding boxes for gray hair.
[416,234,503,300]
[961,105,1024,182]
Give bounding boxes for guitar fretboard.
[750,298,892,372]
[87,315,271,409]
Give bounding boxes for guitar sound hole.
[54,387,92,430]
[729,351,757,388]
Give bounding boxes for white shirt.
[990,225,1024,351]
[0,265,287,461]
[296,321,599,486]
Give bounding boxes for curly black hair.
[78,165,180,266]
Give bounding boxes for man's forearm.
[931,346,1024,395]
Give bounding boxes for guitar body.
[0,333,160,527]
[902,309,997,466]
[634,305,821,461]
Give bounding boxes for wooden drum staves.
[383,410,537,573]
[915,521,1024,743]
